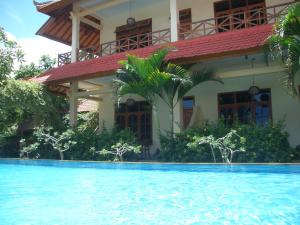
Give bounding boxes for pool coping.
[1,158,300,165]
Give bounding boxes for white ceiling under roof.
[79,0,167,18]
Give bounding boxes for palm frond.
[177,64,221,101]
[268,2,300,96]
[147,48,170,69]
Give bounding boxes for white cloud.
[6,32,17,42]
[18,36,71,65]
[6,31,70,66]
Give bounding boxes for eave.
[32,24,274,84]
[34,0,73,16]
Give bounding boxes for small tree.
[99,141,141,161]
[189,130,246,163]
[34,127,77,160]
[19,139,40,159]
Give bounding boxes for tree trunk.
[153,103,163,149]
[153,104,161,135]
[210,145,216,163]
[170,106,174,138]
[59,151,64,160]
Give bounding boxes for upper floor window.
[115,18,152,52]
[218,89,272,125]
[179,8,192,39]
[115,101,152,144]
[214,0,266,32]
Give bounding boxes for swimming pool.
[0,159,299,225]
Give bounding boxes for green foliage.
[14,63,42,80]
[38,55,56,71]
[20,120,141,162]
[20,139,40,158]
[0,26,24,80]
[188,129,246,163]
[160,121,297,163]
[34,127,77,160]
[114,48,220,136]
[114,48,170,105]
[14,55,56,80]
[66,128,140,161]
[0,79,67,136]
[268,2,300,95]
[20,127,77,160]
[76,111,100,132]
[100,141,141,161]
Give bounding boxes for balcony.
[57,28,171,66]
[58,2,292,67]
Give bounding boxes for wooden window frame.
[115,18,152,52]
[213,0,267,32]
[218,89,273,124]
[179,8,192,38]
[115,101,152,144]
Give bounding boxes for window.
[115,19,152,52]
[179,8,192,39]
[214,0,266,32]
[183,96,194,129]
[115,101,152,143]
[218,89,272,125]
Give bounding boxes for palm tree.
[114,48,170,134]
[268,2,300,96]
[156,63,221,137]
[113,48,221,137]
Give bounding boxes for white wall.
[97,0,292,44]
[97,71,300,149]
[98,92,115,130]
[185,73,300,147]
[99,0,170,44]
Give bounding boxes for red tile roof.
[34,24,273,84]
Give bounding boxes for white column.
[169,0,179,42]
[98,92,115,131]
[71,3,80,63]
[69,81,78,127]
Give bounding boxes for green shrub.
[64,128,139,161]
[26,126,141,162]
[159,120,298,163]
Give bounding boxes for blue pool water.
[0,159,300,225]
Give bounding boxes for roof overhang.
[34,0,73,16]
[32,24,274,84]
[34,0,101,48]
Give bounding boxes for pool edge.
[1,158,300,165]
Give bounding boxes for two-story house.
[33,0,299,151]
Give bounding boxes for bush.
[65,128,140,161]
[0,135,20,158]
[23,126,141,162]
[159,120,298,163]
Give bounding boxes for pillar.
[69,81,78,127]
[170,0,179,42]
[71,3,80,63]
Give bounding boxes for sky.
[0,0,70,65]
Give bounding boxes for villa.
[33,0,300,152]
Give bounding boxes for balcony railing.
[58,1,293,67]
[178,2,292,40]
[58,28,171,66]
